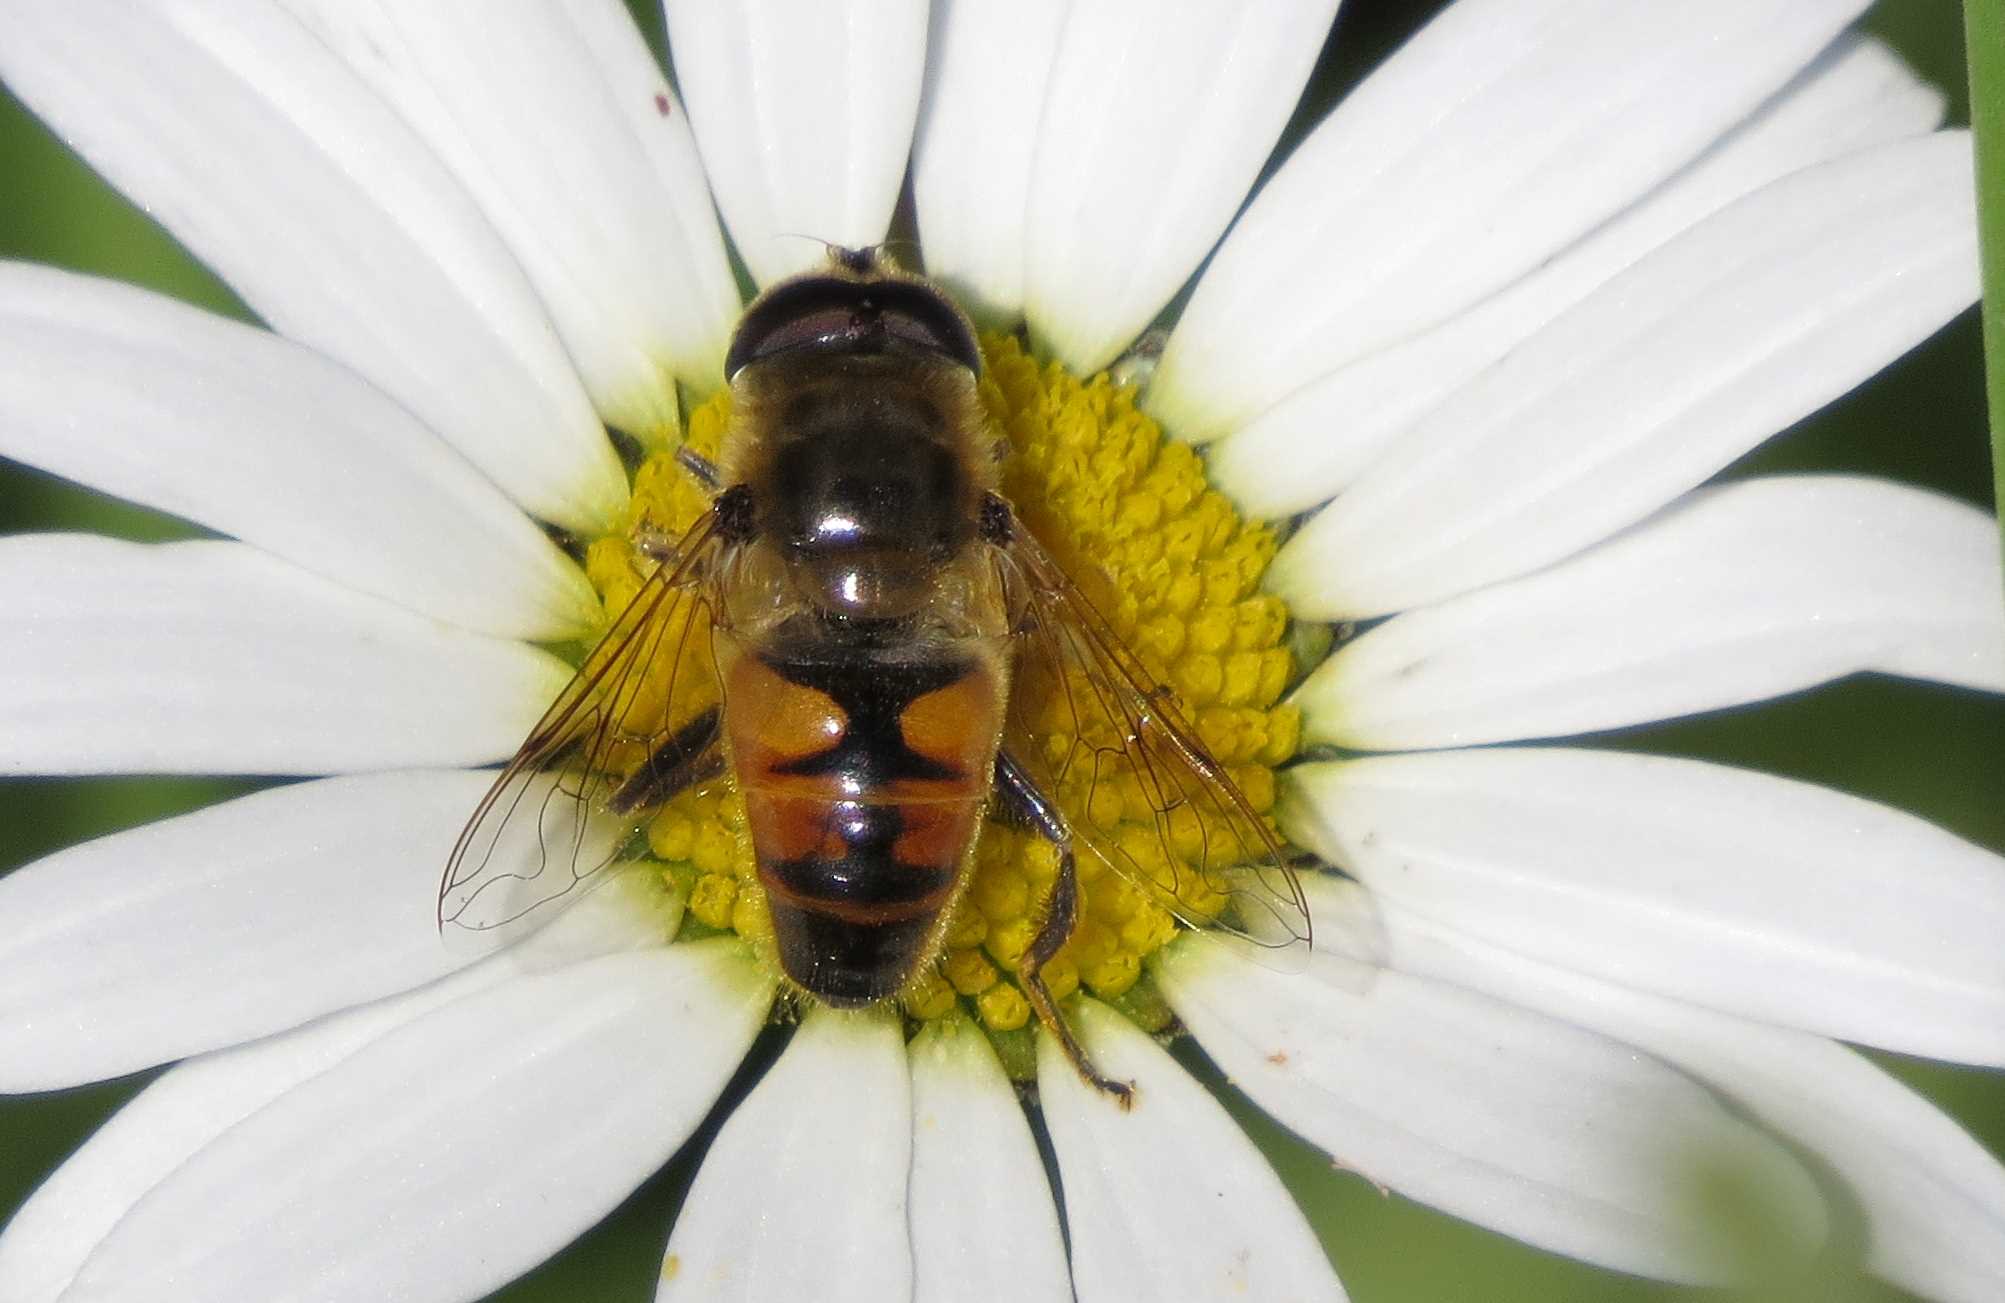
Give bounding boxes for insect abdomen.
[720,634,1006,1004]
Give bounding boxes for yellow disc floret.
[941,335,1298,1031]
[576,334,1301,1073]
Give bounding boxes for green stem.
[1969,0,2005,565]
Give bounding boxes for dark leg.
[634,452,723,566]
[676,446,721,487]
[608,706,724,815]
[993,750,1136,1107]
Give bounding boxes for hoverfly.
[441,248,1310,1099]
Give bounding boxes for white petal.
[909,0,1068,326]
[1157,937,1823,1283]
[1296,477,2005,750]
[0,770,666,1091]
[1362,885,2005,1303]
[1211,33,1946,515]
[0,537,570,775]
[0,868,682,1303]
[661,1006,910,1302]
[276,0,741,433]
[906,1019,1069,1303]
[0,264,597,641]
[1279,749,2005,1064]
[666,0,928,287]
[52,939,768,1303]
[0,0,626,532]
[1269,131,1980,619]
[1019,0,1342,374]
[1149,0,1870,440]
[1039,998,1345,1303]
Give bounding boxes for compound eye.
[726,275,981,379]
[728,302,857,374]
[878,296,980,371]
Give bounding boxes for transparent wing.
[439,509,727,934]
[994,528,1312,969]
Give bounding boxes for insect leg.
[631,455,725,566]
[607,705,724,815]
[676,446,721,487]
[994,749,1136,1108]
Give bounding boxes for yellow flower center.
[577,335,1300,1077]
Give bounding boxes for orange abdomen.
[719,632,1007,1004]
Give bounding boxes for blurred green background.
[1,3,2000,1301]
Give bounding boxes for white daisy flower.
[0,2,2001,1302]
